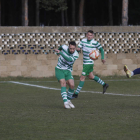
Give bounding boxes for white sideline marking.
[0,79,140,83]
[9,81,140,97]
[9,81,60,90]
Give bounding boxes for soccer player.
[72,30,109,99]
[124,65,140,78]
[55,41,79,109]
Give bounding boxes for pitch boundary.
[1,79,140,83]
[8,81,140,97]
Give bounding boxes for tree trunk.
[36,0,39,26]
[0,0,1,26]
[122,0,128,26]
[109,0,113,25]
[61,10,65,26]
[65,0,68,26]
[22,0,28,26]
[79,0,85,26]
[65,9,68,26]
[118,4,121,25]
[72,0,75,26]
[1,0,4,26]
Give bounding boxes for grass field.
[0,76,140,140]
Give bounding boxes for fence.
[0,32,140,55]
[0,26,140,77]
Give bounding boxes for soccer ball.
[89,50,100,60]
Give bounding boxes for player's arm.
[58,45,63,51]
[59,52,74,62]
[55,45,73,61]
[77,41,83,52]
[77,48,81,52]
[55,46,63,56]
[99,47,104,60]
[99,48,105,64]
[57,51,74,62]
[96,42,105,64]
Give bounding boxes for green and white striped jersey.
[56,45,79,71]
[78,38,103,65]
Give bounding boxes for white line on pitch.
[9,81,140,97]
[1,79,140,83]
[9,81,60,90]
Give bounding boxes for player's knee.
[60,81,66,87]
[80,76,86,81]
[88,76,94,79]
[88,75,94,79]
[69,84,74,89]
[61,83,66,87]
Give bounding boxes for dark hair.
[87,30,94,34]
[69,41,76,47]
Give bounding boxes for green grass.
[0,76,140,140]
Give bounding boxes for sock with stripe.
[93,76,105,86]
[61,87,67,103]
[67,88,74,100]
[75,81,85,95]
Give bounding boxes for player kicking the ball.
[55,41,79,109]
[124,65,140,78]
[72,30,109,99]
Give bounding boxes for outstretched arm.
[58,46,63,51]
[55,49,73,62]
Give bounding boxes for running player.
[72,30,109,98]
[55,41,79,109]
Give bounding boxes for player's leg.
[133,68,140,75]
[66,79,74,100]
[124,65,133,78]
[66,72,75,108]
[89,72,105,86]
[72,75,86,99]
[55,67,70,109]
[87,64,109,94]
[124,65,140,78]
[88,72,109,94]
[73,64,93,98]
[59,79,71,109]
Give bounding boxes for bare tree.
[109,0,113,25]
[36,0,40,26]
[65,8,69,26]
[61,10,65,26]
[0,0,1,26]
[72,0,75,25]
[79,0,85,26]
[122,0,128,26]
[22,0,28,26]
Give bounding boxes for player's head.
[69,41,76,54]
[86,30,94,41]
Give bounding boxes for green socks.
[93,76,105,86]
[74,76,105,96]
[75,81,85,95]
[61,87,67,102]
[61,87,75,101]
[67,88,74,100]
